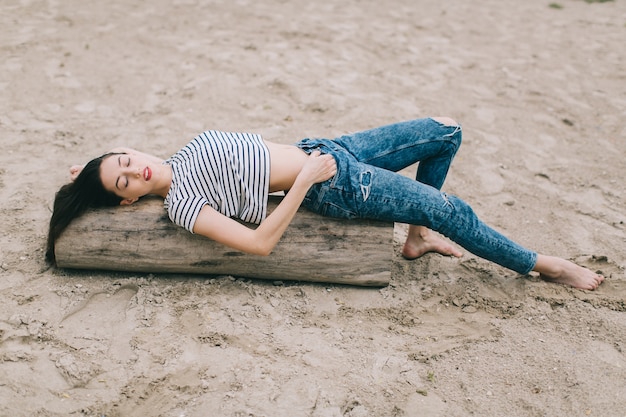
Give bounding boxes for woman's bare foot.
[533,254,604,290]
[402,225,463,260]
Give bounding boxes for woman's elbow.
[248,239,277,257]
[252,244,274,257]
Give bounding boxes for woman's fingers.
[69,165,84,181]
[301,151,337,184]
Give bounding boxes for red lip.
[144,167,152,181]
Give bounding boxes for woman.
[47,117,604,290]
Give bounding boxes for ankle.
[409,225,431,240]
[533,255,566,279]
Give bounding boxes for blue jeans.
[295,118,537,274]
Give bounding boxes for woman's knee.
[431,116,459,127]
[428,117,462,155]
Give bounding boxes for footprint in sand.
[58,285,138,361]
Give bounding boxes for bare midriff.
[265,140,309,193]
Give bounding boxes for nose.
[121,166,141,177]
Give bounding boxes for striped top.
[163,130,270,232]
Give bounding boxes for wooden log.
[55,196,393,286]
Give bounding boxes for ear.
[120,198,139,206]
[69,165,84,182]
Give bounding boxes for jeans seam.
[361,132,460,166]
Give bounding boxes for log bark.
[55,196,393,286]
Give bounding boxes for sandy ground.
[1,0,625,416]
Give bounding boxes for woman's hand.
[296,150,337,186]
[69,165,84,181]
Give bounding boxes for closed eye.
[124,156,130,187]
[115,155,131,189]
[115,176,129,190]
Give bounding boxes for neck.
[154,163,173,198]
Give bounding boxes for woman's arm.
[192,151,336,256]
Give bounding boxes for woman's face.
[99,153,156,204]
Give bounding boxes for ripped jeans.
[295,117,537,274]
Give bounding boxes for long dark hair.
[46,153,123,264]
